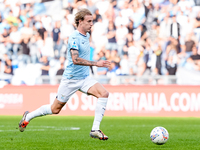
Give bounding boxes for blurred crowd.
[0,0,200,85]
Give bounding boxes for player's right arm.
[70,49,111,68]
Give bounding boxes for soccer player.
[19,8,111,140]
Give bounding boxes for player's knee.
[51,108,61,114]
[100,91,109,98]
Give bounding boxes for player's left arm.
[70,49,110,68]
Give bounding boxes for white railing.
[1,67,200,85]
[38,75,178,85]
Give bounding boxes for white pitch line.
[0,129,45,132]
[0,127,80,132]
[115,124,200,127]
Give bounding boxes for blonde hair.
[74,9,92,27]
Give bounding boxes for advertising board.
[0,85,200,117]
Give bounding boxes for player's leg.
[87,83,109,129]
[87,83,109,140]
[19,78,78,132]
[26,98,66,121]
[80,77,109,140]
[19,98,66,132]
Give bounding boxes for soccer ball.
[150,126,169,145]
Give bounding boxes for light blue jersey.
[63,30,90,80]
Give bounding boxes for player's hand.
[96,60,111,68]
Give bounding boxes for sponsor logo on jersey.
[72,41,77,49]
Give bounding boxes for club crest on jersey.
[72,41,77,49]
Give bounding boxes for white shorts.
[56,76,98,103]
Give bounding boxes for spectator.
[146,22,159,43]
[133,24,147,42]
[0,28,9,56]
[105,0,116,22]
[141,43,153,76]
[145,3,157,30]
[64,9,74,25]
[177,45,189,67]
[19,9,27,24]
[3,54,13,75]
[129,0,145,29]
[194,11,200,42]
[176,11,187,31]
[6,10,18,26]
[41,15,52,34]
[95,0,110,16]
[120,0,133,20]
[0,13,2,23]
[56,56,65,75]
[52,21,62,58]
[105,49,111,60]
[40,55,50,83]
[87,0,97,14]
[93,50,108,76]
[170,15,181,40]
[198,43,200,55]
[165,42,178,75]
[20,21,33,39]
[0,59,4,73]
[153,44,162,75]
[29,35,40,64]
[194,0,200,6]
[116,24,128,55]
[110,49,120,67]
[181,15,195,39]
[7,26,21,58]
[18,37,31,66]
[98,50,106,61]
[128,40,141,75]
[159,15,172,40]
[96,66,108,76]
[184,33,195,53]
[93,9,102,24]
[35,34,43,55]
[61,16,74,39]
[119,54,129,75]
[37,22,47,40]
[115,11,129,28]
[106,21,117,51]
[194,11,200,28]
[177,0,194,12]
[122,32,133,55]
[16,17,23,30]
[165,37,181,55]
[56,63,64,76]
[127,20,134,34]
[107,61,120,84]
[40,55,50,76]
[91,16,107,53]
[107,61,119,77]
[186,46,200,71]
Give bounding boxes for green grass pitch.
[0,116,200,150]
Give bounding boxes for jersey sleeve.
[69,37,79,51]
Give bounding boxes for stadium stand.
[0,0,200,85]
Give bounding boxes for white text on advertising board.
[0,94,23,109]
[50,92,200,112]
